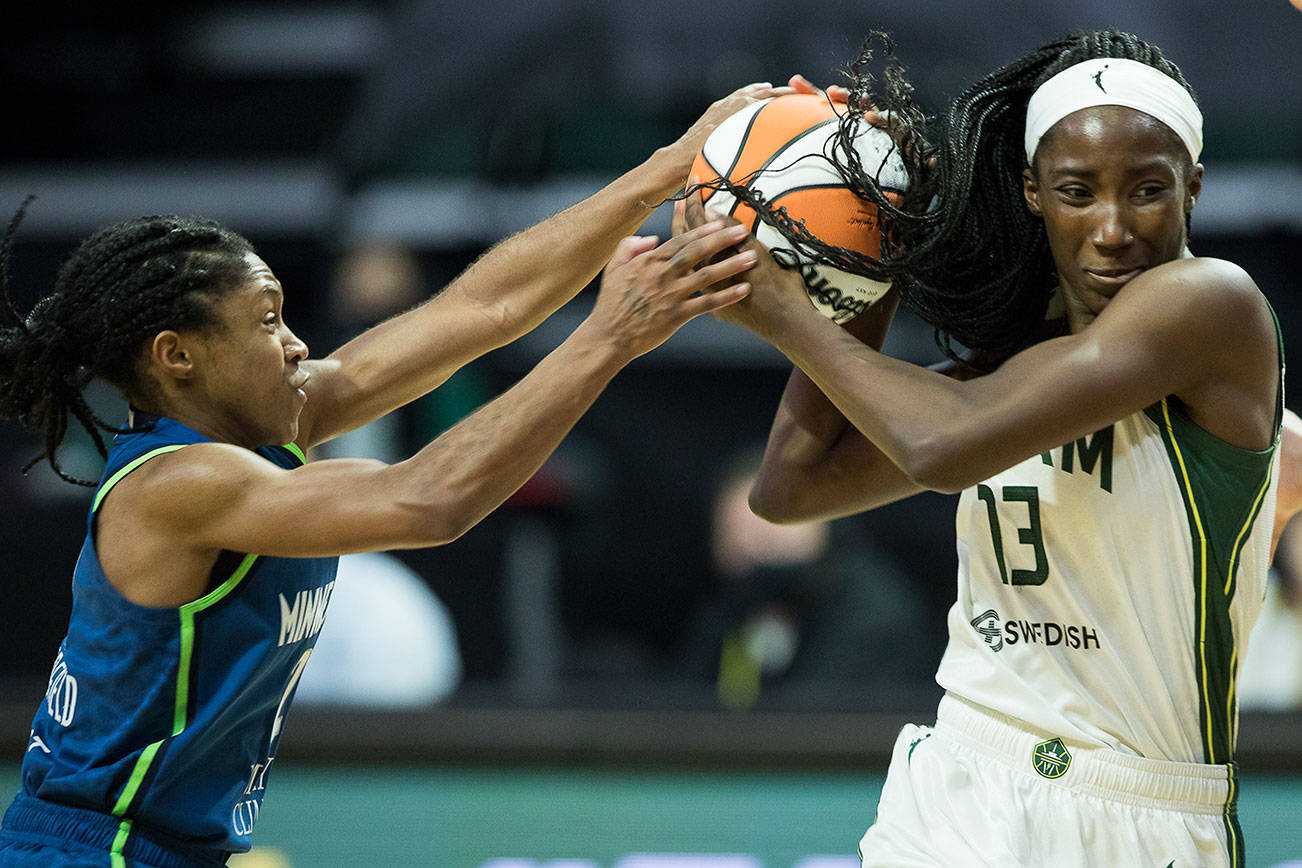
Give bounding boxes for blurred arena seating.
[2,0,1301,776]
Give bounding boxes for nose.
[1091,198,1134,250]
[283,328,308,363]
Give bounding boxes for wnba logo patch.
[1032,738,1071,778]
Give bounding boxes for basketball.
[690,93,908,324]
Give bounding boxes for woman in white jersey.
[681,30,1282,868]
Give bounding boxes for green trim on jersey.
[1145,397,1276,765]
[283,442,306,464]
[92,445,188,513]
[107,554,264,824]
[175,553,260,731]
[93,443,271,842]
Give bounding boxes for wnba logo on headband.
[1024,57,1203,164]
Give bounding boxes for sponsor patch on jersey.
[970,609,1100,653]
[970,609,1003,651]
[1032,737,1072,779]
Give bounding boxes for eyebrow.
[1047,160,1177,180]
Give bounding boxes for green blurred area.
[239,766,878,866]
[12,765,1297,867]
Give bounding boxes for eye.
[1055,184,1092,203]
[1134,183,1167,199]
[264,311,280,327]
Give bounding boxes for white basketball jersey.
[937,394,1280,765]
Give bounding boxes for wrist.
[566,318,638,373]
[767,294,839,358]
[635,144,693,205]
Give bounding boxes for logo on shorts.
[1032,737,1072,779]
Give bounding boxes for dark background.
[2,0,1299,717]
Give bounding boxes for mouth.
[1083,266,1145,288]
[289,369,310,398]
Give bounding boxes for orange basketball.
[691,93,906,323]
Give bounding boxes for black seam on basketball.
[722,102,769,186]
[699,153,725,205]
[765,182,858,204]
[751,117,839,180]
[763,182,904,212]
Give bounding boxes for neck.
[1063,293,1097,335]
[134,397,254,448]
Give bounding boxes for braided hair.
[706,29,1196,362]
[0,201,256,485]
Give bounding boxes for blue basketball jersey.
[11,415,338,860]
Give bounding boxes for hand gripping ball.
[690,94,907,324]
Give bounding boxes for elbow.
[388,504,458,549]
[390,481,479,548]
[748,474,820,525]
[420,512,472,547]
[422,490,485,546]
[894,437,973,494]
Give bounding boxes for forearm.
[169,332,626,560]
[387,321,626,544]
[386,218,758,544]
[301,150,689,448]
[751,367,924,522]
[767,309,988,492]
[751,293,924,521]
[446,147,688,335]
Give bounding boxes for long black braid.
[702,29,1196,362]
[0,203,256,485]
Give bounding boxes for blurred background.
[2,1,1300,865]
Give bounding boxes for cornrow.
[0,204,255,485]
[701,29,1195,363]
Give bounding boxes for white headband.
[1024,57,1202,164]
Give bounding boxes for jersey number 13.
[976,484,1048,586]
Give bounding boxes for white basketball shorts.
[858,693,1243,867]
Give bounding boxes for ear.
[1185,163,1204,214]
[150,331,195,381]
[1022,167,1043,217]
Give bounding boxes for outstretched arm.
[98,222,756,607]
[295,82,791,450]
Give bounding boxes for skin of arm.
[702,219,1277,498]
[96,222,756,607]
[294,82,791,450]
[1271,407,1302,560]
[748,289,930,523]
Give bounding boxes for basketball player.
[684,32,1281,867]
[0,80,785,867]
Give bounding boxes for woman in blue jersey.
[681,30,1283,868]
[0,81,787,867]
